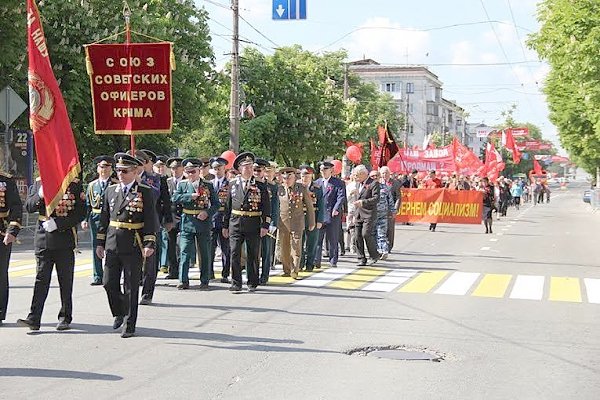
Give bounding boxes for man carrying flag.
[16,0,83,332]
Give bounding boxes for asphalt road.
[1,182,599,399]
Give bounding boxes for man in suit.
[299,165,324,272]
[135,149,173,305]
[164,157,184,279]
[17,176,85,331]
[95,153,157,338]
[172,158,219,290]
[209,157,231,283]
[82,155,114,286]
[352,164,381,266]
[0,170,22,326]
[222,152,271,293]
[277,167,315,279]
[254,158,279,285]
[314,161,346,268]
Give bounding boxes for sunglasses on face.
[116,169,132,174]
[186,169,198,174]
[98,165,112,169]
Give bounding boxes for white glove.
[268,226,277,234]
[38,186,44,199]
[42,218,58,232]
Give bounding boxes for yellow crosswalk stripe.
[472,274,512,298]
[398,270,449,293]
[8,259,40,269]
[328,267,388,290]
[74,269,93,278]
[548,277,582,302]
[9,259,92,278]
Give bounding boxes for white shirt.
[121,182,134,195]
[323,177,330,192]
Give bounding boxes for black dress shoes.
[220,277,230,284]
[121,330,134,338]
[17,318,40,330]
[90,281,102,286]
[357,260,367,266]
[113,316,124,330]
[56,321,71,331]
[139,296,152,305]
[229,285,243,294]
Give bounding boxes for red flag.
[452,137,484,176]
[377,124,399,168]
[485,142,504,181]
[27,0,80,215]
[501,129,521,164]
[533,158,543,175]
[370,138,379,169]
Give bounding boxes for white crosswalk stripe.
[294,267,356,287]
[362,269,418,292]
[434,272,480,295]
[584,278,600,304]
[510,275,545,300]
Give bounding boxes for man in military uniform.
[277,167,315,279]
[17,176,85,331]
[134,149,173,305]
[164,157,184,279]
[96,153,157,338]
[82,156,114,286]
[209,157,231,283]
[253,158,279,285]
[0,171,22,326]
[299,165,324,272]
[315,161,346,268]
[223,152,271,293]
[172,158,218,290]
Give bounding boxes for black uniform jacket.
[26,178,85,253]
[96,181,157,254]
[0,172,23,238]
[223,176,271,233]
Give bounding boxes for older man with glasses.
[95,153,157,338]
[172,158,219,290]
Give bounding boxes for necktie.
[123,185,128,196]
[101,181,107,191]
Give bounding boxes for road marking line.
[480,247,490,250]
[8,259,42,270]
[510,275,545,300]
[496,233,504,236]
[328,267,388,290]
[398,270,449,293]
[294,267,355,287]
[362,270,418,292]
[584,278,600,303]
[489,238,498,242]
[548,277,582,302]
[9,259,93,278]
[472,274,512,298]
[434,272,480,295]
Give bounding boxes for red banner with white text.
[85,42,174,134]
[397,189,483,224]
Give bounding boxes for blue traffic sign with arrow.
[273,0,306,20]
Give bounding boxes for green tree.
[528,0,600,173]
[0,0,214,164]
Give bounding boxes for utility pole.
[404,82,413,148]
[343,63,349,100]
[229,0,240,152]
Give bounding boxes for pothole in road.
[345,345,449,362]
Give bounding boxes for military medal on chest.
[0,182,6,208]
[247,185,261,211]
[125,191,143,215]
[55,188,76,217]
[195,184,210,209]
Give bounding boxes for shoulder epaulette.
[138,183,151,190]
[0,170,13,178]
[108,183,118,188]
[313,183,321,189]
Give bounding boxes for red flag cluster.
[501,129,521,164]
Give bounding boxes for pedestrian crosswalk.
[7,258,600,304]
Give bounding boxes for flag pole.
[123,1,135,153]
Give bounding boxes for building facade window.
[406,82,414,94]
[383,82,397,92]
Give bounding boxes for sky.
[197,0,559,152]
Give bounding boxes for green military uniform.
[0,171,22,324]
[301,176,325,272]
[85,156,114,285]
[172,158,219,289]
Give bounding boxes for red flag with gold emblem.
[27,0,80,215]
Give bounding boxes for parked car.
[583,189,591,203]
